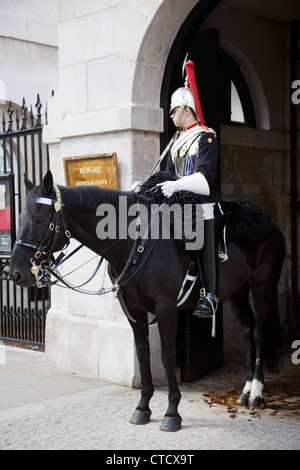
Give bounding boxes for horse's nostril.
[11,271,22,284]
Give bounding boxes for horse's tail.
[264,223,285,373]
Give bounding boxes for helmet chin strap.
[175,99,189,127]
[175,104,186,127]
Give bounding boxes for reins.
[15,184,160,325]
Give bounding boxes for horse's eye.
[34,216,45,225]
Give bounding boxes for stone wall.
[0,0,58,106]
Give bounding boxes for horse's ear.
[24,174,34,192]
[43,170,54,196]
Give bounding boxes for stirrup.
[193,294,218,337]
[193,292,218,315]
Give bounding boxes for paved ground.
[0,344,299,451]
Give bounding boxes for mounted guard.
[158,59,227,320]
[10,167,284,430]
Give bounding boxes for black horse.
[9,170,285,432]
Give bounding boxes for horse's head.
[10,170,69,287]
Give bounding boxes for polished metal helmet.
[169,87,196,116]
[169,59,206,127]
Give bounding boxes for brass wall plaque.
[63,153,119,189]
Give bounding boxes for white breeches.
[202,202,215,220]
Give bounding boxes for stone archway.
[133,0,199,110]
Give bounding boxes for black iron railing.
[0,95,51,345]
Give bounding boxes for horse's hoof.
[160,415,182,432]
[249,397,266,410]
[237,392,249,407]
[129,408,151,425]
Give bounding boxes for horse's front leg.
[156,300,182,432]
[128,311,154,425]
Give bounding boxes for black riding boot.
[193,214,226,318]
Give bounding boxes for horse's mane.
[27,183,148,214]
[60,185,141,212]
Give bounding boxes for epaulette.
[201,125,215,133]
[200,125,217,138]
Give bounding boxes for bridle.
[14,184,73,287]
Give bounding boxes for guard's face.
[170,106,181,126]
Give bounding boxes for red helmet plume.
[185,60,205,125]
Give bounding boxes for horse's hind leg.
[128,312,154,425]
[248,284,281,410]
[228,286,256,407]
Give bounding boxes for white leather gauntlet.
[157,172,210,198]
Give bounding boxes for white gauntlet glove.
[157,172,210,198]
[156,180,178,197]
